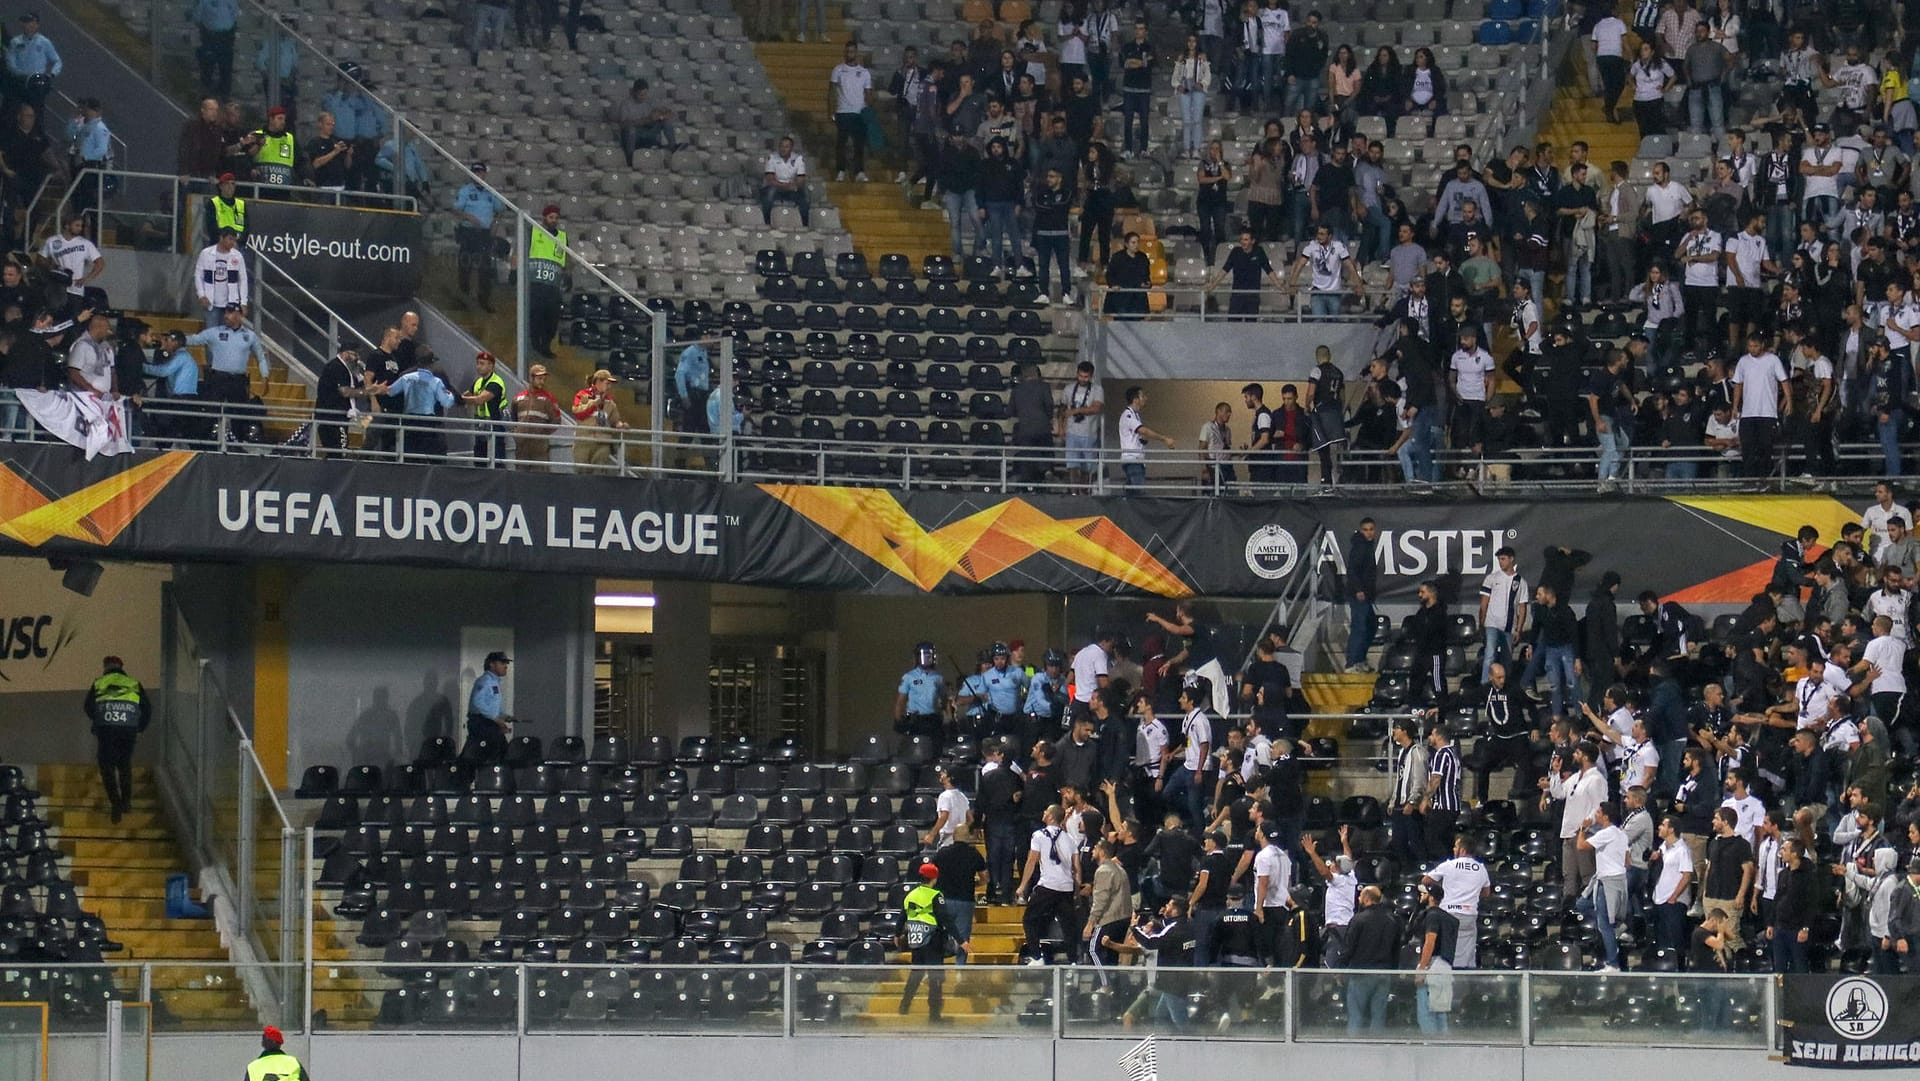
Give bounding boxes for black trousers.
[899,942,946,1015]
[1423,806,1459,861]
[1681,285,1719,349]
[1473,733,1535,802]
[198,28,235,95]
[1738,416,1778,477]
[529,283,562,356]
[95,729,137,812]
[1597,55,1626,114]
[1022,885,1075,959]
[456,226,496,305]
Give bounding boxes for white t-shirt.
[1258,6,1289,54]
[1324,869,1358,926]
[1655,838,1694,904]
[40,235,99,295]
[1863,502,1914,550]
[1425,855,1489,915]
[1592,16,1627,56]
[1801,144,1843,200]
[1823,716,1861,754]
[1057,19,1088,64]
[1300,239,1350,292]
[1645,180,1692,223]
[1724,231,1768,287]
[1452,347,1495,400]
[1253,844,1292,907]
[1479,567,1528,632]
[1631,59,1672,101]
[1588,825,1629,879]
[65,337,113,394]
[1070,642,1108,702]
[1513,299,1542,353]
[1180,708,1212,771]
[1720,794,1764,844]
[1679,228,1725,287]
[1626,739,1660,786]
[829,63,872,114]
[1119,405,1145,461]
[1134,718,1168,774]
[1029,825,1078,892]
[764,151,806,184]
[1731,351,1787,418]
[1869,587,1913,645]
[1798,352,1833,387]
[1832,61,1875,109]
[935,787,971,841]
[1063,377,1104,437]
[1793,674,1838,732]
[1865,633,1908,694]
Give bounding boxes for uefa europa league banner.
[1782,976,1920,1068]
[0,445,1862,600]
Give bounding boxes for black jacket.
[1346,902,1401,968]
[1346,529,1378,599]
[976,762,1021,821]
[1405,603,1447,655]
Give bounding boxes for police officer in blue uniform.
[1022,648,1068,748]
[185,303,268,444]
[960,641,1029,738]
[894,641,947,744]
[452,162,504,311]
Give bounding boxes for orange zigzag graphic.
[0,451,195,548]
[761,485,1195,597]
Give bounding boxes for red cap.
[475,350,494,362]
[266,106,286,117]
[217,172,235,183]
[918,863,939,880]
[262,1026,284,1045]
[541,204,561,217]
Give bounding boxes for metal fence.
[2,398,1902,497]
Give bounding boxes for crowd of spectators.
[912,503,1920,1001]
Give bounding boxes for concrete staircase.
[748,13,954,267]
[852,902,1028,1027]
[35,764,248,1028]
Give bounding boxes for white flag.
[18,388,133,460]
[1118,1034,1157,1081]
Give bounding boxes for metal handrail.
[9,398,1895,494]
[27,166,417,249]
[248,248,379,387]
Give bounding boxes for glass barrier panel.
[793,963,1052,1036]
[310,962,519,1034]
[0,966,142,1034]
[0,1002,45,1081]
[1292,969,1523,1044]
[1060,965,1289,1038]
[143,963,281,1033]
[1527,972,1771,1048]
[525,963,785,1035]
[118,1003,152,1081]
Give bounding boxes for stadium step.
[35,765,237,968]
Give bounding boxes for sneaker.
[855,171,870,182]
[1035,294,1051,307]
[1023,957,1046,967]
[1598,963,1620,972]
[894,171,907,183]
[835,170,848,181]
[1062,289,1076,304]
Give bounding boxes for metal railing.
[153,595,304,1029]
[29,167,417,253]
[0,960,1778,1045]
[4,398,1904,496]
[1079,285,1393,323]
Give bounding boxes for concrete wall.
[0,558,168,764]
[278,565,595,778]
[133,1032,1800,1081]
[829,593,1059,748]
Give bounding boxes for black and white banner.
[0,446,1861,600]
[1783,976,1920,1068]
